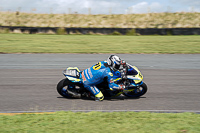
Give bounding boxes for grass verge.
[0,34,199,54]
[1,111,200,133]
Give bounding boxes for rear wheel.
[57,78,71,98]
[123,82,147,98]
[57,78,83,98]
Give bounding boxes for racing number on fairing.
[93,62,101,70]
[139,73,143,79]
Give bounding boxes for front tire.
[123,82,147,98]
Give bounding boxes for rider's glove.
[119,85,125,90]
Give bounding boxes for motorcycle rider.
[81,55,126,101]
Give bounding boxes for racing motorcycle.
[57,65,147,100]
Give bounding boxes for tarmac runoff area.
[0,54,200,113]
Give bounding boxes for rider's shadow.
[103,95,146,101]
[57,95,146,101]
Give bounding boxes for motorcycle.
[57,65,147,100]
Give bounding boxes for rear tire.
[57,78,71,98]
[123,82,147,98]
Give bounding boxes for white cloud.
[169,0,200,12]
[170,0,200,6]
[0,0,123,14]
[0,0,199,14]
[187,7,200,12]
[127,2,163,14]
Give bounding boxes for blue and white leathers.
[81,61,121,100]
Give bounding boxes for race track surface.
[0,54,200,113]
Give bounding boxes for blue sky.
[0,0,199,14]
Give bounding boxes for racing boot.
[94,96,104,101]
[94,92,104,101]
[84,86,104,101]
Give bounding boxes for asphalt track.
[0,54,200,113]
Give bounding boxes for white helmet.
[107,55,122,71]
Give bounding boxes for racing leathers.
[81,61,123,101]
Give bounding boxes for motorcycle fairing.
[63,67,82,82]
[129,66,143,84]
[113,65,143,85]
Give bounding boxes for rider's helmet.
[107,55,122,71]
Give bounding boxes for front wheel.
[123,82,147,98]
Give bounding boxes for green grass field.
[0,34,200,54]
[1,111,200,133]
